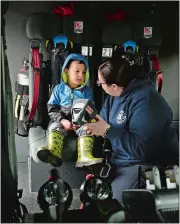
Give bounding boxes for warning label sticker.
[74,21,83,34]
[144,27,153,38]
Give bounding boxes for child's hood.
[61,53,90,89]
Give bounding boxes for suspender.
[28,43,41,122]
[151,55,163,94]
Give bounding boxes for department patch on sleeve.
[116,110,127,124]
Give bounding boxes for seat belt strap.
[28,48,40,121]
[151,55,163,93]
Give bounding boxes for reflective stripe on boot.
[76,135,103,168]
[37,130,64,167]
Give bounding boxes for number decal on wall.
[81,46,93,56]
[102,48,113,58]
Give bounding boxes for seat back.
[101,16,163,95]
[134,18,163,92]
[14,13,63,137]
[26,13,62,40]
[134,20,162,49]
[62,14,103,117]
[25,13,87,191]
[102,20,133,46]
[100,20,134,105]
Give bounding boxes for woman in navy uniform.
[84,56,179,201]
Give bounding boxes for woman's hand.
[60,119,72,131]
[83,115,110,136]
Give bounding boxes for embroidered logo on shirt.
[116,110,127,124]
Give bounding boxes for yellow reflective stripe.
[69,40,73,49]
[45,40,49,48]
[136,46,139,52]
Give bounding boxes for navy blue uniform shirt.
[100,77,179,166]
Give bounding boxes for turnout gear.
[37,130,64,167]
[76,135,103,168]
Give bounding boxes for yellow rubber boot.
[37,130,64,167]
[76,135,103,168]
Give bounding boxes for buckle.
[33,67,41,72]
[30,40,41,52]
[103,148,111,155]
[156,70,163,75]
[100,159,111,178]
[23,120,32,131]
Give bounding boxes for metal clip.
[156,70,163,75]
[30,39,41,52]
[100,159,111,178]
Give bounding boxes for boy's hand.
[60,119,72,131]
[72,124,80,131]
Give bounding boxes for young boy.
[37,53,103,167]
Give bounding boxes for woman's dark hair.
[98,56,142,88]
[65,59,86,69]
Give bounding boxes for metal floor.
[18,163,81,214]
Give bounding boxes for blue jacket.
[100,77,179,167]
[48,53,93,122]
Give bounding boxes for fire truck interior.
[1,1,179,223]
